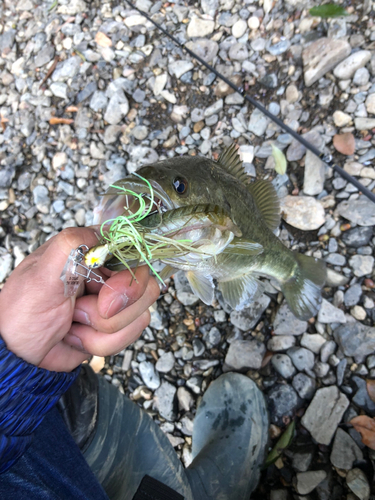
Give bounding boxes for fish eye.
[173,177,188,194]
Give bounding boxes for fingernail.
[73,309,91,326]
[65,334,89,354]
[105,293,129,319]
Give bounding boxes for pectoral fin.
[186,271,214,306]
[222,238,263,256]
[218,273,265,311]
[159,264,177,281]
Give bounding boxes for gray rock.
[349,255,374,278]
[320,340,337,363]
[174,271,200,306]
[34,45,55,68]
[336,197,375,226]
[333,50,372,80]
[230,294,271,331]
[317,299,346,324]
[302,38,351,87]
[295,471,327,495]
[248,108,269,136]
[228,43,249,61]
[90,91,108,112]
[271,354,296,379]
[301,386,349,445]
[203,327,221,348]
[0,29,15,53]
[267,40,290,56]
[104,92,129,125]
[17,172,31,191]
[204,99,223,117]
[52,56,81,82]
[292,450,314,472]
[353,67,370,86]
[224,339,266,370]
[300,333,326,354]
[344,284,362,307]
[346,468,370,500]
[258,73,278,89]
[185,39,218,62]
[330,428,363,470]
[77,82,97,103]
[314,361,330,378]
[352,376,375,414]
[288,347,315,371]
[280,196,325,230]
[342,226,373,247]
[325,253,346,266]
[201,0,219,16]
[32,185,50,214]
[270,491,289,500]
[0,249,13,283]
[274,302,308,336]
[267,384,300,425]
[155,352,175,373]
[154,381,177,421]
[268,335,296,352]
[292,373,316,399]
[168,60,194,78]
[0,166,15,188]
[193,339,205,357]
[139,361,160,390]
[336,358,347,386]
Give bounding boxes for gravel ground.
[1,0,375,498]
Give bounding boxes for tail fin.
[281,253,326,320]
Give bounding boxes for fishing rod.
[123,0,375,205]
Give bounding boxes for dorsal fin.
[248,180,280,232]
[217,144,250,185]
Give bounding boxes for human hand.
[0,228,160,372]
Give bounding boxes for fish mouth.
[93,176,174,225]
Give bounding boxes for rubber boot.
[82,373,194,500]
[185,372,269,500]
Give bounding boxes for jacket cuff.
[0,336,80,473]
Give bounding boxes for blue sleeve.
[0,336,80,473]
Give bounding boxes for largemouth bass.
[92,145,326,320]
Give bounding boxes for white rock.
[300,333,326,354]
[232,19,247,38]
[365,94,375,115]
[301,386,349,445]
[168,60,194,79]
[50,82,68,99]
[267,335,296,352]
[248,16,260,30]
[280,196,325,230]
[155,352,175,373]
[52,152,68,170]
[187,18,215,38]
[304,150,325,196]
[296,471,327,495]
[333,50,372,80]
[239,145,254,164]
[302,38,351,87]
[317,299,346,324]
[153,73,167,95]
[351,305,366,321]
[354,117,375,130]
[0,249,12,283]
[333,110,352,127]
[224,339,266,370]
[285,84,299,104]
[349,255,374,278]
[124,15,147,28]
